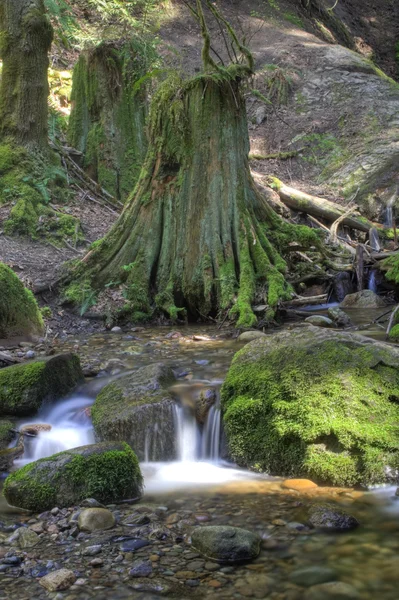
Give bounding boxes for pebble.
[129,560,153,577]
[39,569,76,592]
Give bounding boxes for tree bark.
[0,0,53,148]
[69,73,320,326]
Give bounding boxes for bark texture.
[68,41,148,201]
[0,0,53,147]
[70,72,319,326]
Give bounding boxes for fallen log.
[268,178,375,233]
[283,294,328,307]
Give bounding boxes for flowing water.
[2,321,399,599]
[368,270,378,293]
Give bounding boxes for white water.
[385,191,397,228]
[14,396,95,467]
[368,270,378,293]
[369,228,381,252]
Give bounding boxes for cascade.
[368,270,378,293]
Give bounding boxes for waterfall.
[15,396,95,466]
[173,396,222,463]
[368,270,377,293]
[202,403,221,460]
[385,191,397,228]
[369,228,381,252]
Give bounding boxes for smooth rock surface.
[238,331,267,342]
[307,504,359,532]
[78,508,116,532]
[39,569,76,592]
[305,315,335,328]
[304,581,360,600]
[191,526,261,563]
[340,290,386,309]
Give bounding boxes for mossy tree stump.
[68,40,148,201]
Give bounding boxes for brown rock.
[39,569,76,592]
[282,479,318,492]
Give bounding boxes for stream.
[1,313,399,599]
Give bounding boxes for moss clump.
[389,324,399,342]
[40,306,52,318]
[0,353,83,416]
[0,262,44,339]
[3,441,143,511]
[381,254,399,285]
[0,420,15,450]
[221,327,399,487]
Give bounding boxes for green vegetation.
[221,330,399,486]
[0,263,44,339]
[3,441,143,511]
[283,12,304,28]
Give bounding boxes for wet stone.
[129,560,153,577]
[308,505,359,532]
[119,538,151,552]
[289,566,337,587]
[304,581,361,600]
[39,568,76,592]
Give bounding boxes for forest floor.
[0,0,398,333]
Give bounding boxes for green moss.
[3,461,57,510]
[221,331,399,486]
[381,255,399,285]
[40,306,52,318]
[389,324,399,342]
[0,420,14,450]
[4,198,38,236]
[62,281,97,316]
[0,262,44,338]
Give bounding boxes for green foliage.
[44,0,78,49]
[221,333,399,486]
[63,281,97,316]
[389,324,399,342]
[0,263,44,338]
[381,255,399,285]
[40,306,53,319]
[283,12,304,28]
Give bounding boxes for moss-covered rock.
[0,263,44,339]
[92,363,177,461]
[0,419,15,450]
[221,326,399,487]
[4,441,143,511]
[340,290,386,309]
[0,353,83,416]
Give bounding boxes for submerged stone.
[305,316,335,328]
[78,508,115,532]
[307,504,359,532]
[328,307,351,327]
[221,326,399,486]
[289,566,337,587]
[191,525,261,563]
[0,353,83,416]
[4,441,142,512]
[39,569,76,592]
[304,581,360,600]
[92,363,177,461]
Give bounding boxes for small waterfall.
[15,396,94,466]
[369,228,381,252]
[202,403,221,460]
[368,270,378,293]
[385,191,397,228]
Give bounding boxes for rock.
[289,566,337,587]
[307,504,359,532]
[25,350,36,359]
[81,498,106,508]
[191,526,261,563]
[4,441,142,512]
[0,353,83,416]
[91,364,177,461]
[120,538,151,552]
[221,326,399,486]
[129,560,153,577]
[340,290,385,309]
[0,263,44,339]
[195,388,217,424]
[328,307,352,327]
[304,316,335,328]
[78,508,115,532]
[238,331,267,342]
[333,272,356,303]
[39,568,76,592]
[304,582,360,600]
[82,544,102,556]
[15,527,39,548]
[110,326,122,333]
[282,479,318,492]
[0,420,15,451]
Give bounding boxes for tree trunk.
[70,73,319,326]
[68,41,148,201]
[0,0,53,147]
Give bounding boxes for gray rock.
[16,527,39,549]
[81,498,106,508]
[78,508,116,532]
[305,316,335,328]
[39,569,76,592]
[92,364,177,461]
[191,526,261,563]
[328,307,351,327]
[304,581,360,600]
[111,326,123,333]
[308,504,359,532]
[290,566,337,586]
[82,544,102,556]
[238,331,267,342]
[340,290,385,309]
[129,560,153,577]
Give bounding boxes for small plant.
[262,65,296,106]
[40,306,53,319]
[63,281,97,316]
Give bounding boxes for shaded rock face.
[340,290,386,308]
[92,364,178,461]
[3,441,143,512]
[332,272,356,303]
[307,504,359,532]
[327,307,351,327]
[195,388,217,425]
[0,354,84,416]
[191,526,261,563]
[221,326,399,486]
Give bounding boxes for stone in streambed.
[307,504,359,532]
[305,316,335,328]
[129,560,153,577]
[304,582,360,600]
[191,526,261,563]
[282,479,318,492]
[39,569,76,592]
[78,508,115,532]
[340,290,385,309]
[328,307,351,327]
[4,441,142,512]
[290,566,337,586]
[238,331,267,343]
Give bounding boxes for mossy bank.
[4,441,143,512]
[221,325,399,487]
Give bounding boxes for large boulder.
[0,263,44,339]
[0,354,84,416]
[221,326,399,486]
[92,363,177,461]
[4,441,142,512]
[340,290,386,309]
